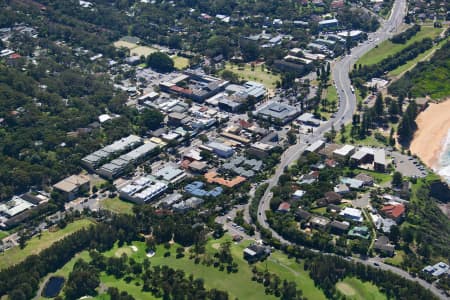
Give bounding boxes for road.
[253,1,448,298]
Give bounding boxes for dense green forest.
[388,40,450,99]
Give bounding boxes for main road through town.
[255,0,447,298]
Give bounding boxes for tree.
[392,171,403,187]
[221,70,239,83]
[64,259,100,300]
[287,130,297,145]
[140,108,164,131]
[146,52,174,73]
[389,127,396,146]
[374,93,384,117]
[389,225,401,244]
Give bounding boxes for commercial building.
[119,176,168,204]
[184,181,223,197]
[207,141,235,158]
[81,135,143,169]
[333,145,356,159]
[374,149,387,172]
[254,102,300,125]
[305,140,325,153]
[172,197,204,213]
[53,174,90,201]
[297,113,321,127]
[318,18,339,29]
[154,164,187,184]
[159,70,228,102]
[248,142,276,158]
[350,147,375,164]
[97,142,159,179]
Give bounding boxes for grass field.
[101,197,134,215]
[357,26,442,66]
[336,277,387,300]
[113,40,158,57]
[388,36,450,78]
[336,124,387,148]
[0,230,9,240]
[384,250,405,266]
[44,234,326,300]
[0,219,94,270]
[352,169,392,184]
[172,55,190,70]
[224,63,281,90]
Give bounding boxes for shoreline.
[410,99,450,171]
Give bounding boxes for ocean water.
[437,129,450,184]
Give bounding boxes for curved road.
[255,0,448,298]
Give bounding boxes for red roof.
[170,85,192,94]
[381,204,405,218]
[239,119,252,128]
[9,53,21,59]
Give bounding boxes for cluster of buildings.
[0,192,49,229]
[81,135,160,179]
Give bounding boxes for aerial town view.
[0,0,449,299]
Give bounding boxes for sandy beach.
[410,99,450,169]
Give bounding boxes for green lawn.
[336,277,387,300]
[101,197,135,215]
[99,235,326,300]
[384,250,405,267]
[388,36,450,77]
[0,230,9,240]
[0,218,94,270]
[224,62,281,90]
[336,124,387,148]
[352,169,392,184]
[172,55,190,70]
[357,26,442,66]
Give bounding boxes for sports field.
[113,40,158,57]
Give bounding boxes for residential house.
[348,226,370,239]
[354,173,374,186]
[380,203,405,223]
[329,220,350,235]
[373,236,395,256]
[310,216,330,230]
[277,202,291,213]
[339,207,363,222]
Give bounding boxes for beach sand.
[410,99,450,169]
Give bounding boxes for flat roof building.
[119,176,168,204]
[255,102,300,125]
[53,174,90,201]
[305,140,325,153]
[340,207,363,222]
[333,145,356,159]
[154,164,187,184]
[207,141,235,158]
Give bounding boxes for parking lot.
[390,151,427,178]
